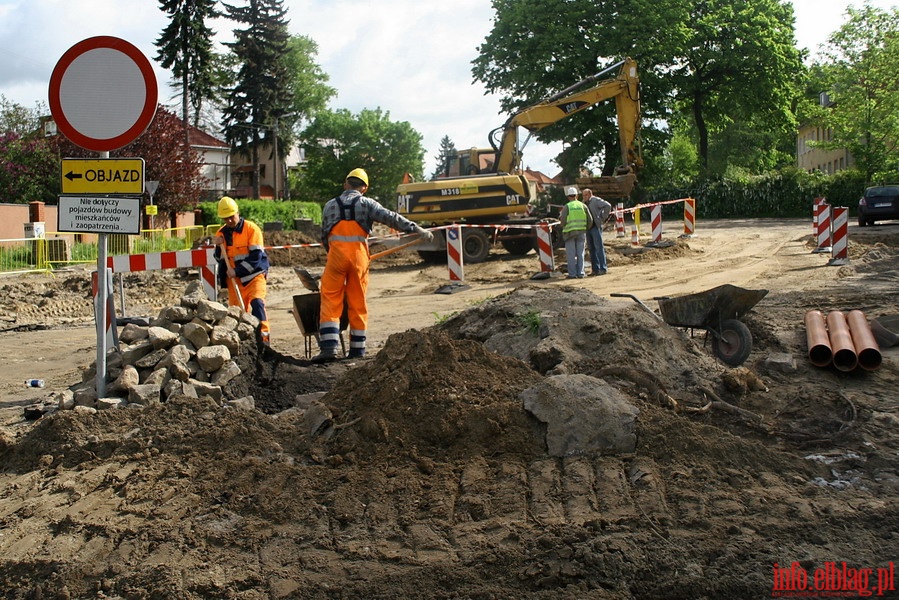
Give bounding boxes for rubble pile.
[58,281,261,413]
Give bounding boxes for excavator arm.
[491,58,641,188]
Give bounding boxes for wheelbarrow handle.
[609,293,665,322]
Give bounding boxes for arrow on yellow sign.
[60,158,145,195]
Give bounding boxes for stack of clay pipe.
[805,310,882,372]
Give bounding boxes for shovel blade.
[294,267,320,292]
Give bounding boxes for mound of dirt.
[322,330,546,461]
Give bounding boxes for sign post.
[49,36,157,399]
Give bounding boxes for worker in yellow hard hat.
[212,196,271,345]
[312,168,434,362]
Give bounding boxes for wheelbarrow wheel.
[711,319,753,366]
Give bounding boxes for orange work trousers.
[225,273,270,342]
[319,221,369,354]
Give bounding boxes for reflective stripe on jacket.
[320,190,420,250]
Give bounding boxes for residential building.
[522,167,563,195]
[796,93,855,174]
[230,145,305,200]
[189,127,231,202]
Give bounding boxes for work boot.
[311,349,339,363]
[347,350,365,359]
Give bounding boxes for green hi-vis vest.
[563,201,588,233]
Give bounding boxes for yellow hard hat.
[346,168,369,187]
[218,196,239,218]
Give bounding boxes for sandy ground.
[0,218,898,599]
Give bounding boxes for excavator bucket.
[576,173,637,199]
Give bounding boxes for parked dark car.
[858,185,899,226]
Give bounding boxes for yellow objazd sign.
[145,205,158,216]
[61,158,145,195]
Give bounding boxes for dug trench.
[0,220,898,598]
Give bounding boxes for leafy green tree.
[0,97,58,203]
[269,35,335,195]
[221,0,295,198]
[0,134,59,204]
[284,36,335,130]
[668,0,802,173]
[656,129,700,185]
[0,96,45,136]
[155,0,219,146]
[813,3,899,182]
[430,135,457,179]
[297,108,424,207]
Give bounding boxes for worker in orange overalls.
[213,196,271,345]
[312,168,433,362]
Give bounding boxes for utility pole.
[271,113,295,201]
[273,118,280,200]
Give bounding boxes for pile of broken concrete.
[57,281,259,414]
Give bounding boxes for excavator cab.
[440,148,496,178]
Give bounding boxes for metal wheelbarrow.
[292,267,349,358]
[612,284,768,366]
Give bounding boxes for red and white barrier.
[199,265,217,301]
[91,268,118,349]
[536,222,554,272]
[828,206,849,266]
[814,200,832,253]
[446,224,464,281]
[813,197,826,236]
[107,247,218,300]
[615,203,626,237]
[108,247,215,273]
[682,198,695,237]
[650,205,663,244]
[631,224,639,247]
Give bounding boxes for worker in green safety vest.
[559,186,594,278]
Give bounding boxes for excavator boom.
[492,57,641,178]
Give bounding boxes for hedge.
[196,199,322,229]
[640,168,878,220]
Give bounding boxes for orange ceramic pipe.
[805,310,832,367]
[826,311,858,372]
[846,309,882,371]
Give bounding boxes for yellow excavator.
[396,57,641,263]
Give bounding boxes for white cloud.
[0,0,894,177]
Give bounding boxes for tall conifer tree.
[155,0,218,152]
[221,0,294,198]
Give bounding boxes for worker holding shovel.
[213,196,271,345]
[312,168,433,362]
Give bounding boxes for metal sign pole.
[96,151,109,398]
[96,234,108,398]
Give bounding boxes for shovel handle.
[219,243,244,307]
[610,293,664,322]
[370,235,426,260]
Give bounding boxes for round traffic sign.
[49,36,158,152]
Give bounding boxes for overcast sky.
[0,0,894,178]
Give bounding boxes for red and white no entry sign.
[49,36,158,152]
